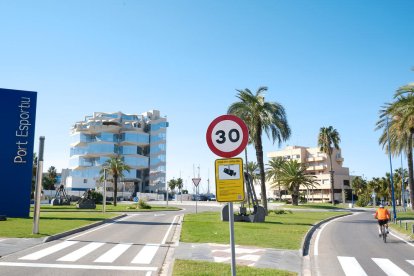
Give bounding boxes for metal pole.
[166,181,169,207]
[33,136,45,234]
[229,202,236,276]
[196,185,198,214]
[386,117,397,219]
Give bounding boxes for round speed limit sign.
[206,115,249,158]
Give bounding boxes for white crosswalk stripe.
[57,242,105,262]
[372,258,410,276]
[337,256,367,276]
[94,243,132,263]
[19,241,78,260]
[337,256,413,276]
[18,241,160,265]
[131,244,160,264]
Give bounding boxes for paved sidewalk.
[174,242,302,274]
[0,238,44,258]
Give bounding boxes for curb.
[42,213,128,243]
[301,213,351,257]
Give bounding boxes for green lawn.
[180,211,349,250]
[390,209,414,240]
[278,203,349,210]
[173,259,296,276]
[0,212,117,238]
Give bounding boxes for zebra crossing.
[338,256,414,276]
[0,240,163,272]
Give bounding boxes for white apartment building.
[266,145,351,202]
[66,110,168,195]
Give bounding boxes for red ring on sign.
[206,115,249,158]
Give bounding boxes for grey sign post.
[33,136,45,234]
[192,178,201,214]
[206,115,249,276]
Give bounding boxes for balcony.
[306,156,325,162]
[306,165,326,171]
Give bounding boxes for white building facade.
[66,110,168,195]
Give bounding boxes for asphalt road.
[309,211,414,276]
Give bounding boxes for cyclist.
[374,204,390,237]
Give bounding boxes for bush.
[356,194,370,207]
[272,209,292,215]
[138,198,151,209]
[89,190,103,204]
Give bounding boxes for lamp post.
[386,117,397,219]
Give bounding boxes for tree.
[168,178,177,193]
[176,178,184,195]
[273,160,318,205]
[100,157,131,206]
[266,157,286,201]
[228,87,291,213]
[317,126,341,205]
[43,166,57,190]
[351,176,367,198]
[376,84,414,210]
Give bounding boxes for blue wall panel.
[0,88,37,218]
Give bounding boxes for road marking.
[19,241,78,260]
[389,232,414,248]
[337,256,367,276]
[131,244,159,264]
[0,239,8,242]
[154,214,165,217]
[68,215,134,240]
[94,243,132,263]
[57,242,105,262]
[314,215,348,256]
[0,262,157,271]
[161,215,178,245]
[407,260,414,266]
[145,271,152,276]
[372,258,410,276]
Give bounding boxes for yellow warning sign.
[215,158,245,202]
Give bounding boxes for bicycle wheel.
[382,226,387,243]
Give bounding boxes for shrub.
[273,209,292,215]
[138,198,151,209]
[89,190,103,204]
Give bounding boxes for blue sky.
[1,1,413,193]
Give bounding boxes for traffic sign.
[215,158,245,202]
[192,178,201,187]
[206,115,249,158]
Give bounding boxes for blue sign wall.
[0,88,37,217]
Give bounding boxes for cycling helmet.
[379,204,384,208]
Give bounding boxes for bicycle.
[380,224,387,243]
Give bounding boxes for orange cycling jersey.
[375,208,390,220]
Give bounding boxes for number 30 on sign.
[206,115,249,158]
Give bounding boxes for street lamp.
[386,117,397,219]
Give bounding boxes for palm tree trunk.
[408,129,414,210]
[114,175,118,207]
[254,138,268,214]
[329,155,335,206]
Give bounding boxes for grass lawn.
[172,259,296,276]
[390,209,414,240]
[0,211,117,238]
[180,211,349,250]
[278,203,349,210]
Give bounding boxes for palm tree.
[100,157,131,206]
[377,84,414,210]
[274,160,318,205]
[266,157,286,201]
[317,126,341,205]
[228,87,291,213]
